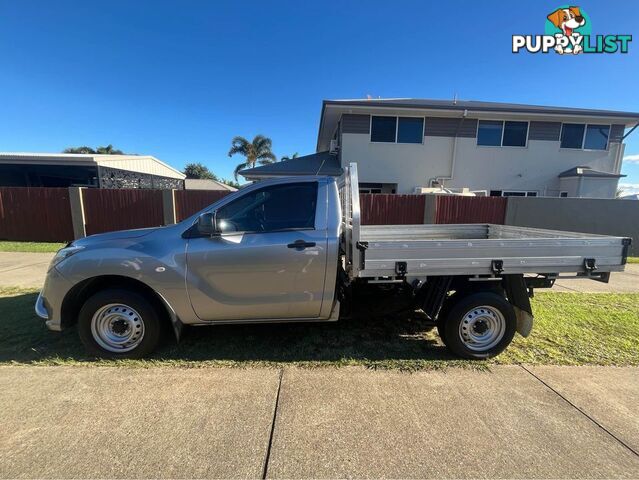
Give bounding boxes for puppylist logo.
[513,6,631,55]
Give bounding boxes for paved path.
[0,252,638,292]
[1,365,638,478]
[0,252,54,288]
[553,264,639,293]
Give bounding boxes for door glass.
[216,182,318,233]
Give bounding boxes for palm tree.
[281,152,299,162]
[63,146,97,154]
[228,135,276,180]
[95,144,124,155]
[63,145,125,154]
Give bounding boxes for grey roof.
[0,152,186,179]
[184,178,237,191]
[239,151,342,179]
[323,98,639,119]
[318,98,639,151]
[559,166,626,178]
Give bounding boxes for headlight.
[49,245,84,270]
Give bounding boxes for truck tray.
[339,162,630,279]
[357,224,629,277]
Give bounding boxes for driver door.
[185,181,328,321]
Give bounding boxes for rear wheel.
[78,289,163,359]
[439,291,516,359]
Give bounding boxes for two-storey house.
[241,98,639,198]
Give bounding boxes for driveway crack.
[262,368,284,479]
[520,365,639,458]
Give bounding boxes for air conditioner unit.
[329,139,340,154]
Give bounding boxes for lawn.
[627,256,639,264]
[0,241,65,253]
[1,287,637,370]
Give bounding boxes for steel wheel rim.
[90,303,145,353]
[458,305,505,352]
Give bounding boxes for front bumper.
[36,267,74,331]
[34,292,49,319]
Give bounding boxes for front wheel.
[440,292,516,359]
[78,289,163,359]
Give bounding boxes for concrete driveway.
[0,252,54,288]
[1,251,638,292]
[1,365,638,479]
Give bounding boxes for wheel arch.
[61,275,182,340]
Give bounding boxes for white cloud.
[618,183,639,196]
[622,154,639,164]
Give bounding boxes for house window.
[560,123,585,149]
[370,116,424,144]
[477,121,503,146]
[584,124,610,150]
[371,116,397,142]
[397,117,424,143]
[502,191,538,197]
[359,182,397,194]
[502,121,529,147]
[561,123,610,150]
[477,120,528,147]
[560,192,568,197]
[489,190,503,197]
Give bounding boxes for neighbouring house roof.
[621,194,639,200]
[239,151,342,180]
[0,152,186,179]
[317,98,639,151]
[558,166,626,178]
[184,178,237,191]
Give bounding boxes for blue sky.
[1,0,638,191]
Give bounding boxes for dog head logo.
[513,6,631,55]
[546,6,589,54]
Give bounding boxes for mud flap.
[503,274,534,337]
[513,306,534,337]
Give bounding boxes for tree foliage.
[228,135,277,179]
[221,178,241,189]
[63,144,124,154]
[183,162,219,180]
[281,152,299,161]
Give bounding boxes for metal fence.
[435,196,507,224]
[360,194,426,225]
[0,187,75,242]
[82,189,165,236]
[174,190,230,222]
[0,187,636,252]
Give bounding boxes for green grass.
[627,256,639,264]
[1,287,638,370]
[0,241,65,253]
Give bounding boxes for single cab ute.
[36,163,631,359]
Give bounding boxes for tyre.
[78,289,163,359]
[436,293,459,342]
[440,292,516,360]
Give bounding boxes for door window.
[216,182,318,233]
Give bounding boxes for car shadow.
[0,291,459,365]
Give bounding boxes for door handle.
[287,240,316,249]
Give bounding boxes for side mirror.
[196,212,219,236]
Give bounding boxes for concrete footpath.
[0,252,54,288]
[1,365,638,478]
[1,251,638,292]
